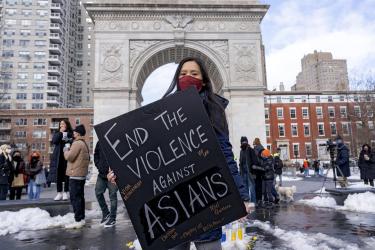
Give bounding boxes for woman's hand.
[107,168,117,185]
[239,201,254,223]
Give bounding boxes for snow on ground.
[325,170,361,180]
[299,192,375,214]
[281,176,303,181]
[0,207,102,236]
[250,220,362,250]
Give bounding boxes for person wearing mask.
[64,124,90,229]
[239,136,257,202]
[0,144,13,200]
[259,149,275,208]
[25,151,43,200]
[335,136,350,187]
[107,57,252,250]
[50,119,73,201]
[9,150,26,200]
[252,138,265,206]
[273,148,284,186]
[94,141,118,227]
[358,144,375,187]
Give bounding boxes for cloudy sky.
[142,0,375,104]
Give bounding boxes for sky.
[142,0,375,104]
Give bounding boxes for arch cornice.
[131,40,229,98]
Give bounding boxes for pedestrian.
[335,136,350,187]
[313,159,319,177]
[108,57,252,250]
[358,144,375,187]
[273,148,284,186]
[318,160,324,176]
[303,158,309,177]
[0,144,13,200]
[239,136,257,202]
[94,141,118,227]
[25,151,44,200]
[252,138,265,205]
[259,149,275,208]
[64,124,90,229]
[9,150,26,200]
[50,119,73,201]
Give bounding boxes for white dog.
[275,185,297,202]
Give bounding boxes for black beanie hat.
[74,124,86,136]
[240,136,248,144]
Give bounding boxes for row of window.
[2,50,47,58]
[5,0,47,5]
[3,39,47,47]
[267,121,373,138]
[3,29,48,36]
[0,82,45,90]
[5,19,49,27]
[5,9,49,16]
[265,106,371,120]
[2,73,46,80]
[1,61,47,69]
[15,118,85,126]
[14,142,47,152]
[0,103,43,110]
[266,95,373,103]
[16,93,44,100]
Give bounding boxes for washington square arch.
[84,0,269,157]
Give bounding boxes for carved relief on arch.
[100,43,124,82]
[129,40,162,69]
[232,43,257,82]
[199,41,229,68]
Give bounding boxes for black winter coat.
[262,157,275,181]
[336,144,350,177]
[239,145,258,176]
[48,131,73,182]
[94,142,109,179]
[359,150,375,180]
[274,156,284,175]
[0,154,14,185]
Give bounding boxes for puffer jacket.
[336,143,350,177]
[359,148,375,180]
[64,137,90,177]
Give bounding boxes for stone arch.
[131,41,229,106]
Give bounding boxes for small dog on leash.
[275,185,297,202]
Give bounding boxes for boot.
[62,192,69,201]
[54,192,63,201]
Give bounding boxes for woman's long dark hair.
[60,119,73,133]
[163,57,228,134]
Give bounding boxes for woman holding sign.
[109,57,252,250]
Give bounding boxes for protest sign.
[94,88,246,249]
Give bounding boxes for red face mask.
[178,75,203,92]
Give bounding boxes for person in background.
[252,138,265,207]
[260,149,275,208]
[273,148,284,186]
[94,141,118,227]
[50,119,73,201]
[107,57,252,250]
[239,136,257,202]
[0,144,13,200]
[335,136,350,187]
[25,151,43,200]
[64,124,90,229]
[9,150,26,200]
[358,144,375,187]
[313,159,320,177]
[303,158,309,177]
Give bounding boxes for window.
[356,121,363,129]
[2,50,14,57]
[34,51,46,59]
[316,107,323,118]
[16,93,27,100]
[278,124,285,137]
[302,107,309,119]
[369,121,374,130]
[330,122,337,135]
[35,40,47,47]
[19,51,30,59]
[5,19,17,26]
[32,93,44,100]
[328,107,335,118]
[293,144,299,157]
[32,130,46,138]
[342,123,350,135]
[264,108,269,120]
[1,61,14,69]
[32,103,43,109]
[318,123,325,136]
[315,96,321,103]
[3,29,16,35]
[31,143,46,151]
[35,20,48,28]
[289,96,294,102]
[290,108,296,119]
[22,0,32,5]
[37,0,49,6]
[3,39,15,47]
[75,118,80,125]
[15,103,27,109]
[33,62,45,69]
[17,83,28,89]
[17,73,28,79]
[19,40,30,47]
[15,143,27,150]
[305,143,312,157]
[32,83,44,89]
[354,96,359,102]
[21,9,32,16]
[15,118,28,126]
[35,30,47,36]
[301,96,307,103]
[277,96,282,103]
[6,0,18,5]
[1,72,12,80]
[33,73,45,80]
[33,118,47,126]
[36,9,48,16]
[277,108,284,119]
[340,106,347,118]
[340,96,345,102]
[328,96,333,102]
[20,29,31,36]
[15,131,27,138]
[265,124,270,137]
[5,8,17,15]
[354,106,361,117]
[291,124,298,137]
[21,19,32,26]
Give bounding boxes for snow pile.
[0,207,102,236]
[281,176,303,181]
[251,220,359,250]
[341,192,375,213]
[314,187,328,193]
[299,196,337,208]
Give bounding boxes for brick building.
[265,91,375,162]
[0,108,94,167]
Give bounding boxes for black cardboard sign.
[94,88,246,249]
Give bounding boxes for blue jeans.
[241,171,256,202]
[0,184,9,200]
[95,176,118,220]
[28,179,42,200]
[304,169,309,177]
